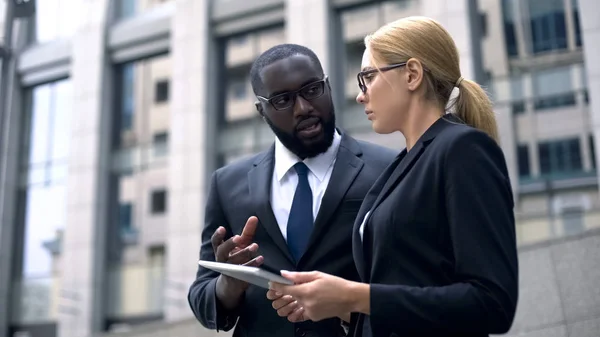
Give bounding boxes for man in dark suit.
[187,44,397,337]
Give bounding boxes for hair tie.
[455,76,464,88]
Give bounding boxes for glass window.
[510,75,526,114]
[154,80,169,103]
[590,135,596,170]
[153,132,169,157]
[517,144,530,177]
[12,79,73,326]
[533,66,576,110]
[501,0,519,57]
[120,63,135,132]
[119,203,133,231]
[538,138,582,177]
[23,80,72,186]
[527,0,568,54]
[35,0,81,42]
[107,55,170,324]
[572,0,582,47]
[150,190,167,214]
[230,81,247,100]
[118,0,137,19]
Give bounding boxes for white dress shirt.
[270,130,342,241]
[359,211,370,242]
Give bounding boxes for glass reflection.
[12,79,72,325]
[527,0,568,54]
[22,79,72,276]
[35,0,80,42]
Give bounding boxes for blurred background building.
[0,0,599,336]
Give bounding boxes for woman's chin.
[371,121,391,135]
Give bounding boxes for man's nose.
[293,95,313,116]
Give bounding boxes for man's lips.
[296,117,320,131]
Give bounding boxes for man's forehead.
[260,55,320,92]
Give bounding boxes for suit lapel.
[368,115,456,211]
[352,154,403,281]
[302,135,364,261]
[247,147,295,264]
[369,143,424,211]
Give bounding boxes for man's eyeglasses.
[357,63,407,94]
[257,77,328,111]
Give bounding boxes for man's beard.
[265,111,336,159]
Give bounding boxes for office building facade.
[0,0,599,336]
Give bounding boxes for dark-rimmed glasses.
[357,63,407,94]
[257,76,328,111]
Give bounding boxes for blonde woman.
[268,16,519,337]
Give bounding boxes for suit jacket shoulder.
[354,139,398,164]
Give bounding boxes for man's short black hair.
[249,43,324,96]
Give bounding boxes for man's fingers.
[215,235,240,262]
[210,227,227,252]
[227,244,258,265]
[242,255,264,267]
[235,216,259,245]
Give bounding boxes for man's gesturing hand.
[213,216,264,309]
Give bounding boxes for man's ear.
[255,101,264,116]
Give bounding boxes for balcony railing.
[516,209,600,247]
[106,264,165,320]
[11,275,61,325]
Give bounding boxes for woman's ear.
[405,58,424,92]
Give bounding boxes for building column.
[579,0,600,183]
[420,0,478,81]
[0,6,28,336]
[285,0,333,73]
[58,0,111,336]
[165,0,212,322]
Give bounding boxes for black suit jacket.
[350,115,519,337]
[188,132,397,337]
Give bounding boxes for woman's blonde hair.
[365,16,499,142]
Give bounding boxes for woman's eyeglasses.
[356,63,407,94]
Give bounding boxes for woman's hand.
[268,271,370,322]
[266,290,307,322]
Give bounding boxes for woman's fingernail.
[275,292,282,296]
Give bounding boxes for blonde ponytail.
[454,78,499,143]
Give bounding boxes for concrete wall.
[504,230,600,337]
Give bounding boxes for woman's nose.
[356,91,366,104]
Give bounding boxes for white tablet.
[198,260,294,289]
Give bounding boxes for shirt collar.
[274,130,342,183]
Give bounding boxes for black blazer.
[350,115,519,337]
[188,131,397,337]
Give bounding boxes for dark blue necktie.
[286,162,314,262]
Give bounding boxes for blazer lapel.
[369,144,424,211]
[302,134,364,262]
[352,154,403,281]
[247,147,295,264]
[368,115,455,211]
